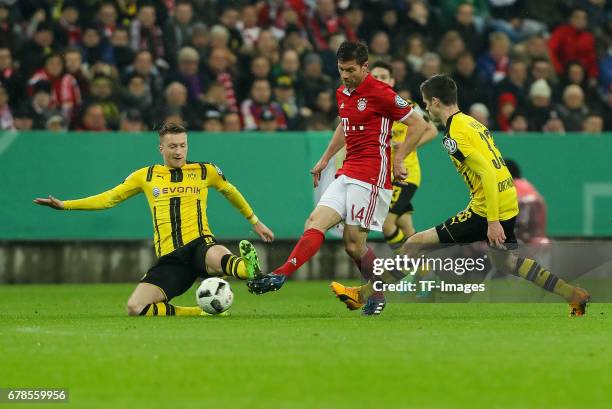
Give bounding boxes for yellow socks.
[514,257,574,299]
[221,254,249,279]
[140,302,203,316]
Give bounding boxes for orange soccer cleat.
[330,281,364,311]
[568,287,591,317]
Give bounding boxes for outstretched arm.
[311,122,345,187]
[33,170,143,211]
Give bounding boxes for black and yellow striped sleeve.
[63,168,145,210]
[206,163,258,225]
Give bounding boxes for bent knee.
[382,220,396,236]
[344,242,364,259]
[304,212,319,230]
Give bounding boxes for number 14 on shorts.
[351,204,365,222]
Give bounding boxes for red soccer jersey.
[336,74,413,189]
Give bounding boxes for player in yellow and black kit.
[34,123,274,317]
[331,75,590,317]
[370,61,438,251]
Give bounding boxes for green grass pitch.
[1,281,610,409]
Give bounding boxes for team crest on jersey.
[395,95,409,108]
[357,98,367,111]
[152,187,161,198]
[340,102,345,109]
[442,136,458,154]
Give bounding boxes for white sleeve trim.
[398,109,415,123]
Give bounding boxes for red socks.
[274,232,383,302]
[351,247,384,298]
[274,228,325,276]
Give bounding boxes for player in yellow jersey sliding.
[331,75,590,316]
[34,122,274,316]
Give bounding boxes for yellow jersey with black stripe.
[443,112,518,221]
[390,121,421,186]
[63,162,257,257]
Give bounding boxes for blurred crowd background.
[0,0,610,133]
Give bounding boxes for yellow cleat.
[568,287,591,317]
[330,281,364,311]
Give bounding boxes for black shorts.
[389,182,418,215]
[435,208,517,245]
[141,235,218,300]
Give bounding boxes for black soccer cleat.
[247,273,286,295]
[361,296,386,316]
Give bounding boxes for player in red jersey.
[247,41,428,315]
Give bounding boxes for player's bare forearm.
[396,112,428,160]
[320,123,345,162]
[416,121,439,148]
[311,123,345,187]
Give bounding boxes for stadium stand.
[0,0,610,133]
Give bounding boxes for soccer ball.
[196,277,234,314]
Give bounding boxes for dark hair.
[420,75,458,105]
[64,46,81,55]
[122,109,143,122]
[370,60,393,75]
[569,6,587,17]
[221,5,239,14]
[83,101,103,112]
[509,58,527,68]
[505,159,521,179]
[251,78,270,88]
[158,122,187,138]
[531,57,549,66]
[98,1,116,10]
[44,52,63,65]
[457,51,474,61]
[337,41,369,65]
[126,72,146,85]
